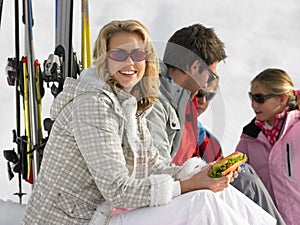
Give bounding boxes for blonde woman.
[22,20,276,225]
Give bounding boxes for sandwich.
[209,151,247,178]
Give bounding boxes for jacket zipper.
[286,143,292,177]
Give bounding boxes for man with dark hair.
[164,24,226,68]
[147,23,285,225]
[148,24,225,165]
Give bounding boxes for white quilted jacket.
[22,67,205,225]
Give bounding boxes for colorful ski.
[22,0,44,185]
[4,0,86,203]
[3,0,45,203]
[81,0,92,69]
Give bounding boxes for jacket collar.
[243,110,300,141]
[159,62,191,111]
[50,67,134,120]
[242,118,261,138]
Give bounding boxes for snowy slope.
[0,199,25,225]
[1,0,300,222]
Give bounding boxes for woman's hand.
[180,162,238,194]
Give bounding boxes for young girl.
[22,20,276,225]
[236,68,300,225]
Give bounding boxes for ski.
[22,0,44,185]
[43,0,80,97]
[0,0,3,27]
[81,0,92,69]
[3,0,26,204]
[42,0,81,140]
[3,0,86,203]
[3,0,45,203]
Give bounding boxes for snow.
[1,0,300,223]
[0,199,25,224]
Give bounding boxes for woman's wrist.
[180,178,195,194]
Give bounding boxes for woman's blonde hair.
[93,19,160,115]
[251,68,299,110]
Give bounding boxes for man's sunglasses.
[198,59,218,85]
[248,92,277,104]
[107,50,147,62]
[196,89,216,101]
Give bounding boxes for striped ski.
[22,0,44,185]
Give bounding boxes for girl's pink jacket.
[236,110,300,225]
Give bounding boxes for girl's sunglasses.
[248,92,277,104]
[107,50,147,62]
[196,89,216,101]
